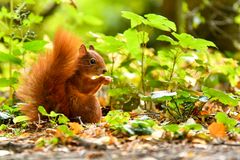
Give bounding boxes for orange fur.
[16,29,111,122]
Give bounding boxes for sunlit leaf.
[157,35,178,45]
[121,11,147,28]
[56,125,73,137]
[202,86,238,107]
[105,110,130,130]
[38,106,49,116]
[123,29,141,59]
[145,14,176,31]
[49,111,59,117]
[23,40,47,52]
[172,33,216,51]
[0,77,18,87]
[0,124,7,130]
[215,112,237,130]
[0,52,22,65]
[13,116,29,124]
[163,124,180,133]
[151,91,177,99]
[58,115,70,124]
[28,13,43,24]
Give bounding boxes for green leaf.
[49,137,59,145]
[0,52,22,65]
[97,35,124,53]
[105,110,130,130]
[145,14,176,32]
[172,33,216,51]
[23,40,47,52]
[0,7,11,19]
[121,11,147,28]
[163,124,180,133]
[38,106,49,116]
[131,119,156,128]
[28,13,43,24]
[0,124,7,130]
[49,111,59,118]
[184,124,203,131]
[0,77,18,87]
[13,116,29,124]
[202,86,238,107]
[58,115,70,124]
[108,88,132,96]
[157,35,178,45]
[57,125,73,137]
[215,112,237,130]
[123,29,141,59]
[151,91,177,101]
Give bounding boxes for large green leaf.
[215,112,237,130]
[202,86,238,107]
[38,106,49,116]
[172,33,216,51]
[13,116,29,124]
[121,11,147,28]
[123,29,141,59]
[23,40,47,52]
[151,90,177,101]
[145,14,176,32]
[0,52,22,65]
[163,124,180,133]
[105,110,130,130]
[157,35,178,45]
[0,77,18,87]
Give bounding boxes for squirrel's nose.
[102,69,107,74]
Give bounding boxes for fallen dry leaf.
[68,122,84,134]
[208,122,227,138]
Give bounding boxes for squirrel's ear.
[89,45,95,50]
[79,44,87,55]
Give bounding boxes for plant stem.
[166,106,178,122]
[169,54,177,82]
[9,0,14,103]
[171,97,182,119]
[109,53,115,108]
[141,31,147,109]
[141,43,145,95]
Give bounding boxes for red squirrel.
[16,29,112,123]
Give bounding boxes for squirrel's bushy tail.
[16,29,82,120]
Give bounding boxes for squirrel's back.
[16,29,82,120]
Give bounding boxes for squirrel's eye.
[90,58,96,64]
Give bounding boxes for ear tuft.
[79,44,87,55]
[89,45,95,50]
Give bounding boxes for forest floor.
[1,107,240,160]
[1,129,240,160]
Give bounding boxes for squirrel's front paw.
[102,76,112,85]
